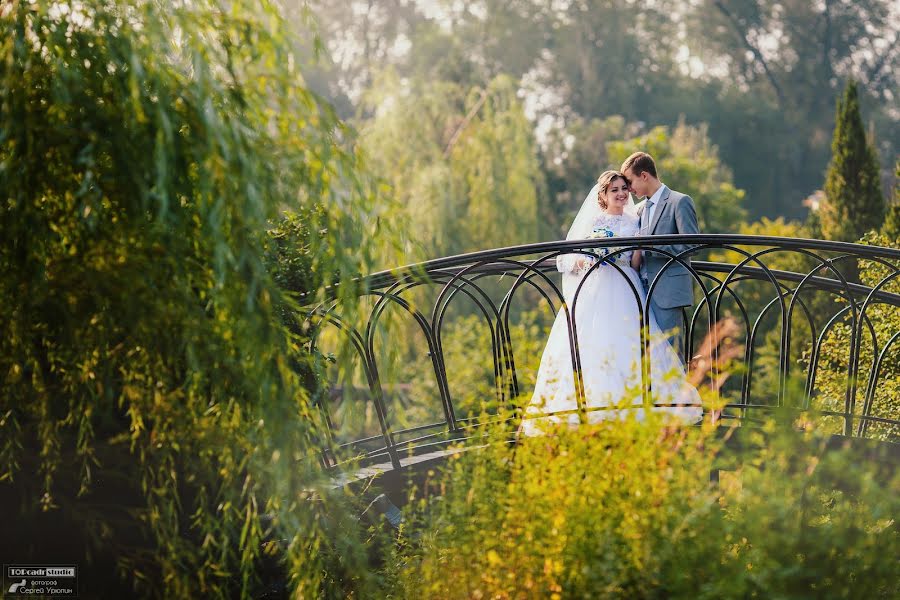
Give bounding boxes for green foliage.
[805,233,900,441]
[820,81,885,242]
[689,0,898,216]
[307,0,899,221]
[542,116,631,237]
[360,73,546,256]
[882,161,900,242]
[410,310,552,419]
[0,0,396,596]
[390,417,900,598]
[318,306,554,452]
[608,122,748,233]
[707,219,819,403]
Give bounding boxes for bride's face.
[604,177,630,212]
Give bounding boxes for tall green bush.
[820,80,885,242]
[882,160,900,241]
[804,232,900,441]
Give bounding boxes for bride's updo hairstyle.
[596,170,629,210]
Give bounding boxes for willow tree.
[360,72,546,258]
[0,0,392,597]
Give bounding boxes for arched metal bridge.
[302,235,900,476]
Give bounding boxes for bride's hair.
[596,170,629,210]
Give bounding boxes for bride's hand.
[576,256,594,270]
[631,250,642,269]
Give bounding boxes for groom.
[621,152,699,360]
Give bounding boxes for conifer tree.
[820,80,884,242]
[882,160,900,242]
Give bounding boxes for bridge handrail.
[301,235,900,472]
[356,235,900,293]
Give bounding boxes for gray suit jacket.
[636,186,699,309]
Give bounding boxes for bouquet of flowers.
[586,224,616,258]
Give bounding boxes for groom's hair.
[621,152,658,179]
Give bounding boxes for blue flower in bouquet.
[587,225,615,257]
[589,225,615,239]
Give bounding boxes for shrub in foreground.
[387,414,899,598]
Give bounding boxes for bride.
[521,170,702,435]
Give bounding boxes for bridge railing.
[301,235,900,471]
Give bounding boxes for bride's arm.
[631,249,642,269]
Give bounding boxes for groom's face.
[623,168,648,198]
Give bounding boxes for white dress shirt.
[641,184,668,233]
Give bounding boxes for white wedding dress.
[521,211,702,435]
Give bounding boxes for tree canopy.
[304,0,898,222]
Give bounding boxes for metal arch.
[305,307,400,469]
[397,272,506,420]
[742,284,799,409]
[430,272,509,413]
[365,274,501,432]
[454,266,562,404]
[737,274,833,411]
[859,329,900,437]
[432,255,575,414]
[506,267,566,315]
[494,270,559,401]
[777,254,850,383]
[364,288,458,434]
[689,272,754,357]
[710,245,864,411]
[689,274,752,412]
[468,255,570,406]
[850,269,900,428]
[820,253,899,432]
[723,249,838,409]
[492,251,597,403]
[780,290,819,407]
[430,265,566,421]
[712,246,809,407]
[804,302,879,431]
[812,255,868,434]
[435,273,509,412]
[302,304,363,457]
[491,256,611,405]
[806,304,859,401]
[367,270,509,431]
[360,276,456,428]
[496,271,564,400]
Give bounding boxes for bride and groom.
[522,152,703,434]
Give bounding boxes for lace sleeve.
[556,251,589,273]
